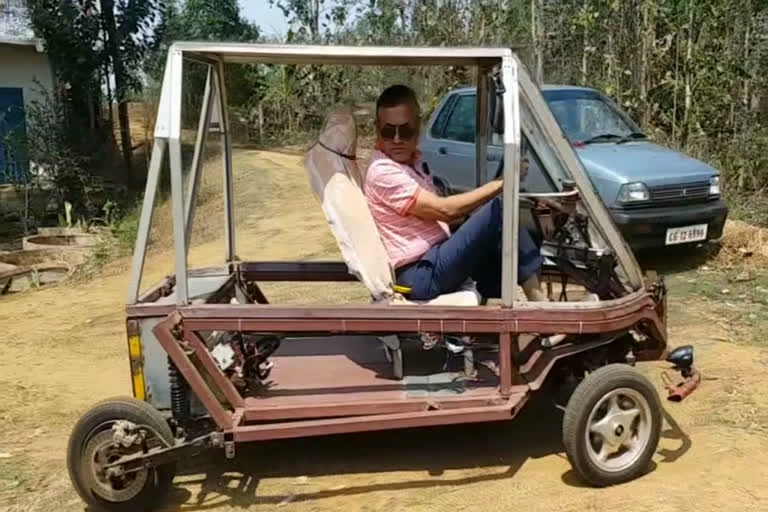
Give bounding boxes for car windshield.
[545,94,642,144]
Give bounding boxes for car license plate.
[665,224,708,245]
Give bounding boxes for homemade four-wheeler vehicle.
[66,43,700,511]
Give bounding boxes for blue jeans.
[395,197,543,300]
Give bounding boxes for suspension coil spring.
[168,356,190,420]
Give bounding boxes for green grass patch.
[668,269,768,303]
[0,458,31,498]
[725,192,768,228]
[110,203,141,253]
[667,268,768,346]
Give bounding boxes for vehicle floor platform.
[245,335,502,407]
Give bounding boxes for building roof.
[0,0,43,51]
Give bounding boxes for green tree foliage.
[157,0,257,44]
[111,0,168,95]
[247,0,768,199]
[28,0,768,214]
[540,0,768,196]
[26,0,102,135]
[270,0,351,41]
[28,0,167,183]
[145,0,260,125]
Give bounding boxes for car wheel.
[562,364,662,487]
[67,397,177,512]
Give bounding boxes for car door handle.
[438,147,447,155]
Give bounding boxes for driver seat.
[303,107,481,307]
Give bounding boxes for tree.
[148,0,259,116]
[146,0,768,205]
[29,0,167,188]
[270,0,351,41]
[271,0,322,40]
[27,0,103,134]
[531,0,544,83]
[100,0,167,183]
[171,0,257,40]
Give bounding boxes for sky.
[241,0,290,38]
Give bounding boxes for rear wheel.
[563,364,661,487]
[67,397,177,512]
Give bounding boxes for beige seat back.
[304,108,395,302]
[305,108,481,307]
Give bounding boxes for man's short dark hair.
[376,85,421,120]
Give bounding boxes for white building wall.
[0,43,54,106]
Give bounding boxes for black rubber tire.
[67,397,176,512]
[562,364,662,487]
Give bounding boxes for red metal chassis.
[127,262,668,443]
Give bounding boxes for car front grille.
[649,181,710,205]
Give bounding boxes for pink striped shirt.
[364,150,450,269]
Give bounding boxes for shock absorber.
[168,356,190,420]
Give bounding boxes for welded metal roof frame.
[127,42,643,307]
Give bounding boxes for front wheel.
[67,397,177,512]
[562,364,662,487]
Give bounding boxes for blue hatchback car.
[420,85,729,250]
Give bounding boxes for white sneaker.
[444,336,467,354]
[541,333,568,348]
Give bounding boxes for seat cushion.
[414,288,482,306]
[375,279,481,307]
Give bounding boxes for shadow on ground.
[154,397,692,511]
[635,242,720,275]
[158,396,563,511]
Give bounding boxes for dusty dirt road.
[1,150,767,512]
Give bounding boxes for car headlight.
[617,182,650,203]
[710,176,721,196]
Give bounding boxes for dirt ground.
[1,149,768,512]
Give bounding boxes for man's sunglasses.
[380,123,417,141]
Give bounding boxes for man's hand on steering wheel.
[493,157,529,182]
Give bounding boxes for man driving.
[364,84,551,303]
